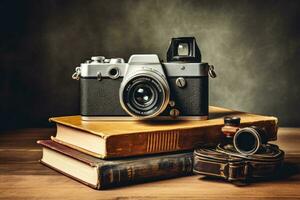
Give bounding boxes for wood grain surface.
[0,128,300,200]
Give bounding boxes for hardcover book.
[38,140,193,189]
[50,106,278,159]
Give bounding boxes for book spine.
[98,152,193,189]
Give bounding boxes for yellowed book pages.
[50,106,278,159]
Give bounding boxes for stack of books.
[38,106,278,189]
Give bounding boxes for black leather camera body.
[80,72,209,119]
[73,37,216,120]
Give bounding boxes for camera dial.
[109,58,125,64]
[91,56,105,63]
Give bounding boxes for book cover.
[38,140,193,189]
[50,106,278,159]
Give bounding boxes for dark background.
[1,0,299,131]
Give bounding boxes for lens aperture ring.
[119,71,170,119]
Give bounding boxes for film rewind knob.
[91,56,105,63]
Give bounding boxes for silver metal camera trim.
[119,69,170,119]
[80,63,127,78]
[162,62,209,77]
[233,127,262,155]
[81,115,208,121]
[79,54,209,78]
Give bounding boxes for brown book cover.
[50,106,278,159]
[38,140,193,189]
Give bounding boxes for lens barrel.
[119,70,170,119]
[233,126,267,155]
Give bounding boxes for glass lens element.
[133,85,154,107]
[235,131,257,152]
[177,43,189,56]
[122,76,166,117]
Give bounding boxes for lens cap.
[224,116,241,126]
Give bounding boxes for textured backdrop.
[1,0,299,130]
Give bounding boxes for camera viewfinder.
[167,37,201,63]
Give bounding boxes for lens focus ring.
[119,70,170,119]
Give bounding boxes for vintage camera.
[221,116,268,155]
[73,37,216,120]
[193,116,284,182]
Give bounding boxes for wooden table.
[0,128,299,199]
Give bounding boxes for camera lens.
[124,77,162,116]
[128,81,159,114]
[133,85,155,107]
[233,127,266,155]
[120,72,170,119]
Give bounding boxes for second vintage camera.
[73,37,216,120]
[193,116,284,182]
[220,116,268,155]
